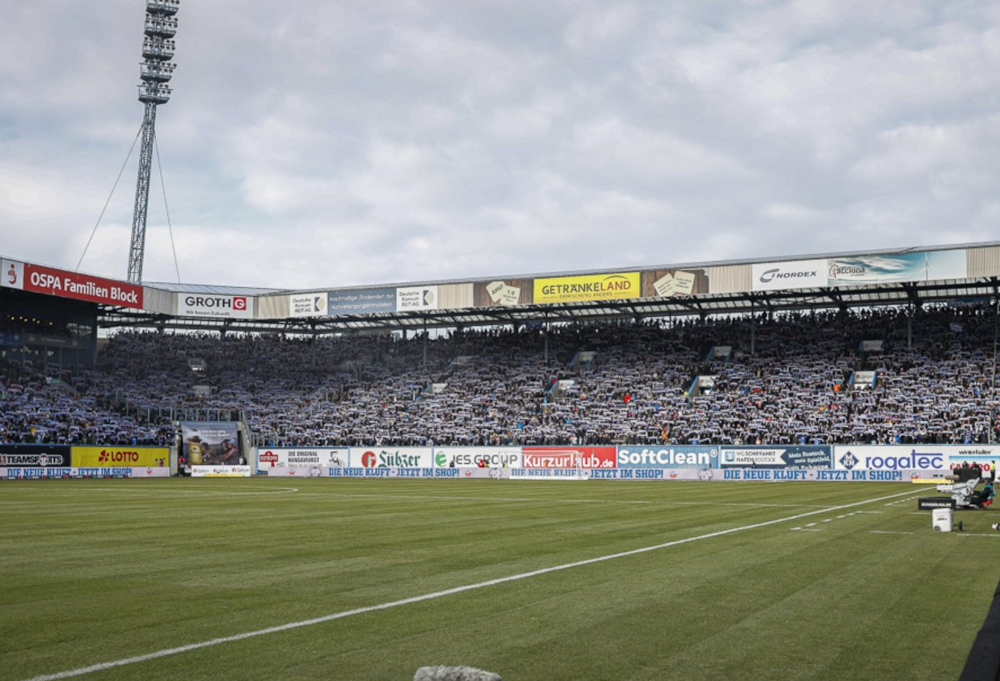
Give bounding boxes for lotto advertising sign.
[71,446,169,468]
[833,446,953,472]
[178,294,254,319]
[522,446,616,469]
[1,261,143,309]
[257,448,349,469]
[433,447,522,469]
[0,444,71,467]
[353,447,434,468]
[617,446,719,469]
[720,446,832,469]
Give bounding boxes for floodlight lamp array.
[137,0,179,105]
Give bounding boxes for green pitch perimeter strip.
[18,487,924,681]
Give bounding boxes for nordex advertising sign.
[834,446,970,472]
[433,447,522,468]
[354,447,434,468]
[71,446,169,468]
[720,446,832,469]
[751,259,827,292]
[533,272,640,304]
[617,446,719,468]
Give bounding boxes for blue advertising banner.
[328,287,397,316]
[617,445,719,468]
[720,446,832,469]
[827,250,966,287]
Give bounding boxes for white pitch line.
[17,487,923,681]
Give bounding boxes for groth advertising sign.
[178,295,255,319]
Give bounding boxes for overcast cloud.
[1,0,998,289]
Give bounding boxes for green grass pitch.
[1,478,997,681]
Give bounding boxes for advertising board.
[1,261,143,309]
[433,447,522,468]
[289,292,329,318]
[1,467,170,479]
[617,445,719,468]
[396,286,439,311]
[191,465,252,478]
[522,446,616,469]
[832,445,956,472]
[751,259,827,291]
[257,447,349,469]
[0,444,72,467]
[640,268,710,298]
[533,273,640,304]
[328,287,397,315]
[720,446,832,469]
[71,446,169,468]
[827,250,967,287]
[473,279,532,307]
[353,447,434,469]
[181,422,242,465]
[178,294,255,319]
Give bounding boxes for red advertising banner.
[522,446,617,469]
[22,265,143,309]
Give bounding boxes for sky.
[1,0,999,291]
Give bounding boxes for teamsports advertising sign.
[0,444,72,467]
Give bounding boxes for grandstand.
[1,243,998,449]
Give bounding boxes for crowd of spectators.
[0,304,998,447]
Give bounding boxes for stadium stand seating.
[1,304,998,447]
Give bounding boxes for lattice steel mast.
[127,0,180,283]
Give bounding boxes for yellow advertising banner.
[534,272,641,304]
[71,446,170,468]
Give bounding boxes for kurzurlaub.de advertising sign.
[617,446,719,468]
[533,272,641,304]
[751,259,827,292]
[178,294,255,319]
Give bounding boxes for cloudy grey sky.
[1,0,998,290]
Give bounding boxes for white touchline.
[19,487,923,681]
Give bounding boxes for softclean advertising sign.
[617,446,719,468]
[178,294,255,319]
[534,272,640,304]
[751,259,827,292]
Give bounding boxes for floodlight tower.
[127,0,180,283]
